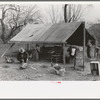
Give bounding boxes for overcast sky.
[34,2,100,24]
[83,3,100,23]
[0,2,100,24]
[38,2,100,23]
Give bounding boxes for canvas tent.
[9,21,95,67]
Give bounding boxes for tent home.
[9,21,95,67]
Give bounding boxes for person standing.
[65,46,70,63]
[67,46,76,63]
[32,44,40,61]
[96,47,100,59]
[87,40,92,59]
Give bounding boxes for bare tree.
[45,5,63,23]
[64,4,68,23]
[7,5,42,41]
[0,4,18,43]
[43,4,92,24]
[64,4,93,23]
[0,4,42,43]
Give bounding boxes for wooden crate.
[90,61,100,75]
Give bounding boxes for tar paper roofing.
[10,22,84,43]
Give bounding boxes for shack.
[9,21,95,68]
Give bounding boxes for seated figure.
[17,48,29,63]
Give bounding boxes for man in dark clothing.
[17,48,29,63]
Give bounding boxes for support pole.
[94,40,97,59]
[1,43,15,58]
[94,41,96,58]
[27,44,29,51]
[83,22,85,71]
[63,43,66,68]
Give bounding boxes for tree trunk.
[1,20,6,43]
[64,4,68,23]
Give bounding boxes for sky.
[0,2,100,24]
[38,2,100,23]
[33,2,100,24]
[83,3,100,23]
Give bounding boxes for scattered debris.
[20,63,28,69]
[30,66,36,70]
[35,74,42,78]
[54,64,61,70]
[28,64,37,70]
[51,63,66,76]
[25,76,32,80]
[40,64,48,68]
[4,56,14,63]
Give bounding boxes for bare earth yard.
[0,43,100,81]
[0,59,100,81]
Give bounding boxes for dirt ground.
[0,43,100,81]
[0,57,99,81]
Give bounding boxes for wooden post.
[94,40,97,58]
[83,22,85,71]
[63,43,66,68]
[27,44,29,51]
[1,43,15,58]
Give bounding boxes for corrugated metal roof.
[10,22,82,43]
